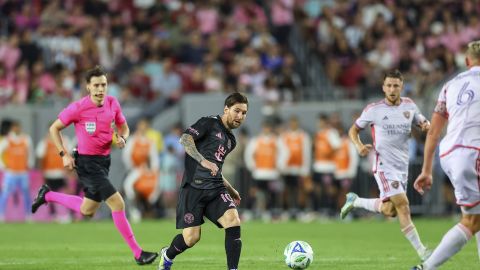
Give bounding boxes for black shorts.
[76,154,117,202]
[176,183,236,229]
[45,177,67,191]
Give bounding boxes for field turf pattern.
[0,218,476,269]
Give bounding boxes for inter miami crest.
[403,111,410,119]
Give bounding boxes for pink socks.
[45,191,82,213]
[112,210,142,258]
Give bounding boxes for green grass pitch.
[0,218,477,269]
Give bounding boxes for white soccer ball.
[284,240,314,269]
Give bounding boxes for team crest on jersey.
[391,181,400,189]
[85,122,96,134]
[403,111,410,119]
[184,213,194,224]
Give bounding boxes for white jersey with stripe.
[436,66,480,156]
[355,98,427,174]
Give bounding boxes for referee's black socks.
[225,226,242,270]
[166,234,189,260]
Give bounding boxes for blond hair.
[466,40,480,60]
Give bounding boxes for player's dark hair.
[383,69,403,82]
[85,65,107,83]
[224,92,248,108]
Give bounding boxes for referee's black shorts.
[176,183,237,229]
[76,154,117,202]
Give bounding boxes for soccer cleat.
[31,184,51,214]
[340,192,358,219]
[410,264,423,270]
[135,250,158,265]
[158,247,173,270]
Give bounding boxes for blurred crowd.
[1,0,478,110]
[297,0,480,99]
[0,0,301,108]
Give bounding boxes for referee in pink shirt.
[31,66,158,265]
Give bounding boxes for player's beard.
[386,94,400,105]
[229,118,242,129]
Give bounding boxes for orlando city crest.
[391,181,400,189]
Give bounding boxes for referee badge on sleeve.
[85,122,96,134]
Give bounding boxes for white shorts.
[440,147,480,208]
[373,171,408,201]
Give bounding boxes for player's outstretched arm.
[180,133,219,175]
[348,124,372,157]
[414,112,447,195]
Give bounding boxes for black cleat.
[31,184,50,214]
[135,250,158,265]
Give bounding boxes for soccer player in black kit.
[158,93,248,270]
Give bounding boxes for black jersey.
[181,115,237,189]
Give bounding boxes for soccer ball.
[284,240,314,269]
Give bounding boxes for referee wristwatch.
[59,150,65,157]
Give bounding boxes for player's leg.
[32,183,84,214]
[340,172,385,219]
[390,192,429,260]
[218,208,242,270]
[159,226,201,270]
[160,185,205,269]
[105,192,157,264]
[417,148,480,269]
[0,173,17,220]
[420,213,480,270]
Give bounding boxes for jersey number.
[457,82,475,105]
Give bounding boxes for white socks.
[401,223,427,257]
[353,198,382,213]
[423,223,472,270]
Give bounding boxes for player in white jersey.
[340,70,431,261]
[411,40,480,270]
